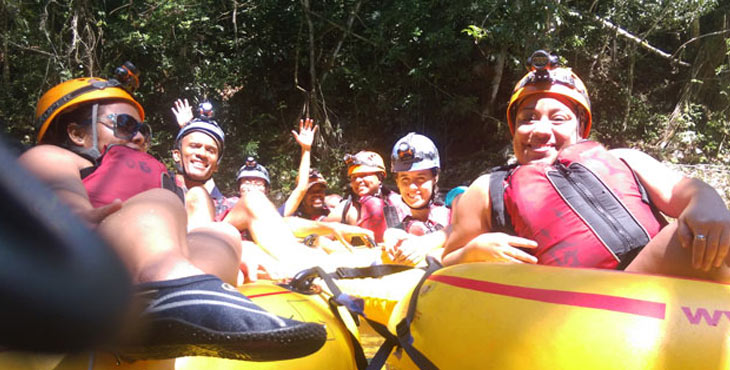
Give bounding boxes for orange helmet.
[35,77,144,143]
[344,151,386,177]
[506,50,592,138]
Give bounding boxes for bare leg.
[94,189,327,361]
[182,186,243,284]
[184,186,215,231]
[97,188,203,283]
[223,191,317,273]
[97,188,241,284]
[626,222,730,282]
[187,223,242,285]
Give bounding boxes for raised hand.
[171,98,194,128]
[291,118,318,152]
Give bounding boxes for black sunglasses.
[96,113,151,141]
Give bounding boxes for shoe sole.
[119,318,327,362]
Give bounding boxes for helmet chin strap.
[68,103,102,162]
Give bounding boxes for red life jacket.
[341,188,403,243]
[492,141,664,269]
[82,145,177,207]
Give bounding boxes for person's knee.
[134,188,186,210]
[185,186,213,208]
[239,190,275,211]
[117,188,187,227]
[190,222,242,252]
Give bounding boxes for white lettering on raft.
[681,306,730,326]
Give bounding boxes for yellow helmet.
[35,77,144,143]
[506,50,592,138]
[344,151,386,177]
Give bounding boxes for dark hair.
[41,103,94,145]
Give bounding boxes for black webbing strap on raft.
[287,263,420,370]
[371,258,441,370]
[288,266,369,370]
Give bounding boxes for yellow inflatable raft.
[0,281,360,370]
[384,263,730,370]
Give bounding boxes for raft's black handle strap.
[334,264,413,279]
[288,266,369,370]
[390,257,441,370]
[288,260,441,370]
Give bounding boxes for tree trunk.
[1,2,9,86]
[484,47,506,119]
[655,10,728,148]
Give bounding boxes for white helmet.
[391,132,440,173]
[236,157,271,186]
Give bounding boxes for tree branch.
[321,0,362,85]
[566,8,691,67]
[672,29,730,59]
[6,41,55,57]
[306,9,376,47]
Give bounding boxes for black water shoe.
[119,274,326,361]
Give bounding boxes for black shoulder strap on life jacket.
[381,187,405,230]
[79,166,97,179]
[77,145,111,179]
[341,194,354,224]
[489,165,516,235]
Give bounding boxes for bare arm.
[612,148,730,269]
[442,175,493,258]
[442,174,537,266]
[281,119,318,216]
[18,145,121,226]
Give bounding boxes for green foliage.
[2,0,730,200]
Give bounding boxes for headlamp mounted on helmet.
[507,50,593,138]
[396,142,415,162]
[113,62,140,93]
[390,133,440,173]
[344,151,386,176]
[198,101,215,120]
[516,50,586,97]
[343,153,380,169]
[236,156,271,186]
[245,157,258,169]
